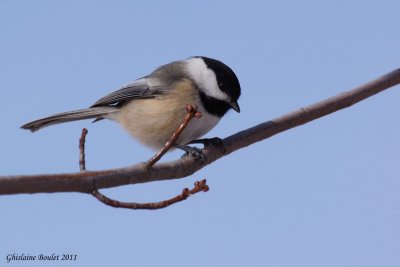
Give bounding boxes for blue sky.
[1,1,399,266]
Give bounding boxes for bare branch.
[79,128,88,172]
[92,180,209,210]
[1,68,400,195]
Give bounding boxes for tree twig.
[91,180,209,210]
[146,104,202,168]
[79,128,88,171]
[1,68,400,195]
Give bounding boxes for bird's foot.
[174,144,206,163]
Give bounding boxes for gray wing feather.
[91,61,187,107]
[90,78,167,107]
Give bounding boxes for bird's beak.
[230,100,240,113]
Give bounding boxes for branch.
[79,128,88,172]
[1,68,400,195]
[92,179,209,210]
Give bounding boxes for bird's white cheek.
[185,58,229,101]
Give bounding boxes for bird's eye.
[218,82,224,88]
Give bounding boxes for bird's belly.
[116,97,220,150]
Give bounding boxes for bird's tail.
[21,107,119,132]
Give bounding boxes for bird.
[21,56,241,154]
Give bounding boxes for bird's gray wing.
[90,78,168,107]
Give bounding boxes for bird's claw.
[174,144,206,163]
[181,146,205,162]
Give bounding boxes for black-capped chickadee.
[21,57,241,152]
